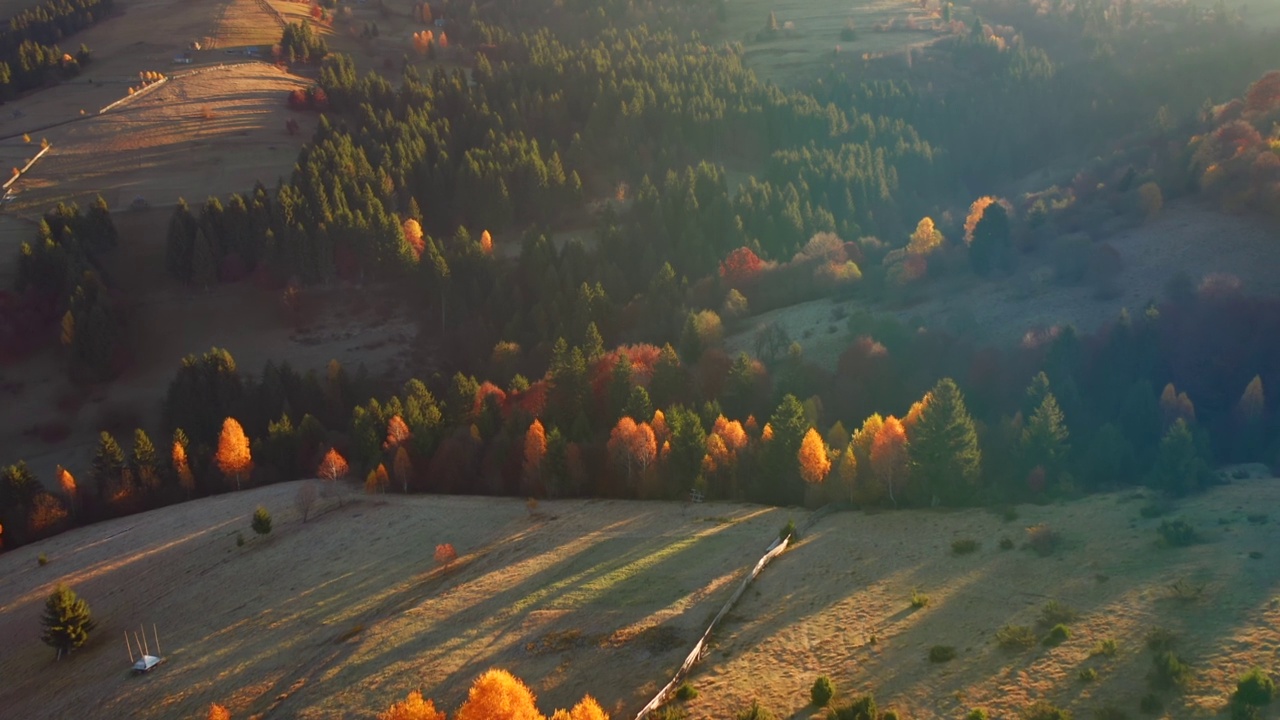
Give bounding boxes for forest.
[3,0,1280,548]
[0,0,108,97]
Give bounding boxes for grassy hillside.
[0,486,786,719]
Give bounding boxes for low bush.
[37,553,48,566]
[1145,627,1177,652]
[1079,667,1098,682]
[1021,700,1072,720]
[652,707,687,720]
[999,536,1015,550]
[1039,600,1078,627]
[1157,518,1198,547]
[675,681,698,702]
[1148,650,1191,689]
[1093,706,1129,720]
[1234,667,1275,707]
[811,676,835,707]
[779,518,796,543]
[997,625,1038,650]
[952,538,979,555]
[1139,497,1171,518]
[737,700,775,720]
[829,694,877,720]
[1246,513,1268,525]
[1026,523,1060,556]
[252,506,272,536]
[929,645,956,662]
[1230,703,1262,720]
[1249,550,1263,559]
[967,710,989,720]
[881,711,899,720]
[1042,624,1071,646]
[1138,694,1162,715]
[910,589,930,608]
[1091,638,1119,657]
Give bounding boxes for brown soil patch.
[684,476,1280,719]
[0,490,786,719]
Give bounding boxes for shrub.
[997,625,1037,650]
[1042,624,1071,646]
[881,712,900,720]
[910,589,929,608]
[1026,523,1060,556]
[1234,667,1275,706]
[1039,600,1078,627]
[1021,701,1072,720]
[1249,550,1263,559]
[675,681,698,702]
[1231,703,1262,720]
[1148,650,1191,689]
[811,676,835,707]
[1145,627,1177,652]
[737,700,775,720]
[779,518,796,543]
[952,538,979,555]
[929,645,957,662]
[829,694,877,720]
[37,553,48,566]
[1246,513,1268,525]
[967,710,989,720]
[999,536,1015,550]
[1138,694,1162,715]
[1139,497,1171,518]
[236,532,245,547]
[1157,518,1197,547]
[1091,638,1118,657]
[434,543,458,564]
[252,506,272,535]
[1079,667,1098,682]
[1001,505,1019,522]
[1093,706,1128,720]
[652,707,687,720]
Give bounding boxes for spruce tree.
[909,378,981,505]
[624,385,653,424]
[608,351,634,423]
[1149,419,1211,497]
[1022,391,1070,484]
[969,202,1012,276]
[650,344,685,408]
[91,431,125,502]
[759,394,808,505]
[131,428,159,492]
[191,227,217,289]
[41,584,96,659]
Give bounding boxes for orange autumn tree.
[215,417,253,491]
[551,697,609,720]
[607,417,657,483]
[479,229,493,255]
[455,669,544,720]
[380,690,445,720]
[403,219,425,259]
[317,447,349,504]
[797,428,831,484]
[172,435,195,496]
[523,419,547,494]
[207,704,231,720]
[56,465,76,514]
[871,415,909,507]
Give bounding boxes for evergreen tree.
[608,351,634,423]
[1149,419,1211,497]
[91,431,125,502]
[623,385,653,424]
[759,394,808,505]
[969,202,1012,276]
[665,405,706,497]
[164,198,197,282]
[1021,391,1070,484]
[192,226,217,289]
[908,378,982,505]
[650,343,685,408]
[131,428,159,493]
[41,584,96,659]
[1081,423,1135,490]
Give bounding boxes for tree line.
[0,0,110,97]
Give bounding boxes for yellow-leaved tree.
[380,690,446,720]
[455,669,544,720]
[215,418,252,491]
[797,428,831,484]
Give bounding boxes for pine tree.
[624,385,653,424]
[1149,419,1211,497]
[192,226,217,289]
[251,506,272,535]
[131,428,159,493]
[909,378,982,505]
[608,352,634,423]
[1022,391,1070,484]
[650,344,685,408]
[969,201,1012,276]
[91,431,124,502]
[41,584,96,659]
